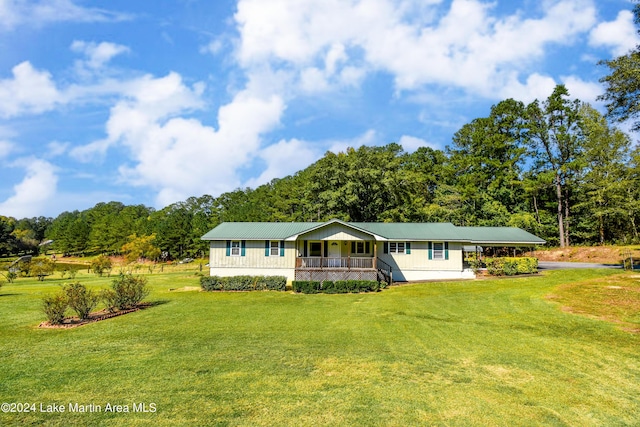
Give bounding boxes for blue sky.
[0,0,637,219]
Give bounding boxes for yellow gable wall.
[298,223,374,241]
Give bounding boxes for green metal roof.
[202,219,545,245]
[201,222,318,240]
[456,227,546,245]
[351,222,461,241]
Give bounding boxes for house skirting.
[392,269,476,282]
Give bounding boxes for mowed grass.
[1,269,639,426]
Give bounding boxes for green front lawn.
[1,269,639,426]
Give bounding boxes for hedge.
[292,280,380,294]
[485,257,538,276]
[200,275,287,291]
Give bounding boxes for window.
[351,241,370,254]
[433,242,444,259]
[309,242,322,257]
[270,241,280,256]
[230,241,241,256]
[389,242,405,254]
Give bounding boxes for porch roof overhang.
[287,218,383,241]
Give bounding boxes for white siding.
[377,241,465,281]
[209,240,296,269]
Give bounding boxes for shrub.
[292,280,321,294]
[502,259,519,276]
[63,282,99,320]
[201,276,224,291]
[91,255,112,277]
[334,280,380,293]
[321,280,338,293]
[486,258,506,276]
[485,257,538,276]
[465,252,483,274]
[255,276,287,291]
[292,280,379,294]
[42,293,68,325]
[103,273,149,311]
[201,275,287,291]
[224,275,255,291]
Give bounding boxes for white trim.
[269,240,280,256]
[230,240,241,256]
[432,242,445,260]
[389,241,406,254]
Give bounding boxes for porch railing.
[296,257,374,269]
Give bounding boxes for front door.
[328,241,341,267]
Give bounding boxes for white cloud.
[234,0,597,98]
[0,0,130,31]
[561,75,603,105]
[589,10,639,57]
[244,138,320,188]
[73,70,285,207]
[0,140,13,158]
[0,62,62,118]
[46,141,70,157]
[326,129,378,154]
[0,158,58,218]
[200,39,224,55]
[499,72,558,104]
[71,40,130,70]
[398,135,437,152]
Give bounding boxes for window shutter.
[226,240,231,257]
[365,242,370,254]
[303,240,308,257]
[265,240,270,257]
[384,242,388,254]
[445,242,449,260]
[428,242,433,260]
[241,240,246,257]
[323,242,328,257]
[351,242,355,253]
[280,240,285,257]
[406,242,411,254]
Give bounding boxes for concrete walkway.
[538,261,622,270]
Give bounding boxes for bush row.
[292,280,381,294]
[485,257,538,276]
[42,274,149,325]
[200,275,286,291]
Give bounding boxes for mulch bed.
[39,303,153,329]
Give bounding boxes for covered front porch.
[293,240,392,284]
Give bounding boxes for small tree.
[102,273,150,311]
[121,233,161,264]
[91,255,112,277]
[63,282,99,320]
[30,258,56,281]
[42,293,68,325]
[5,271,16,283]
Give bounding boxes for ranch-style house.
[201,219,545,283]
